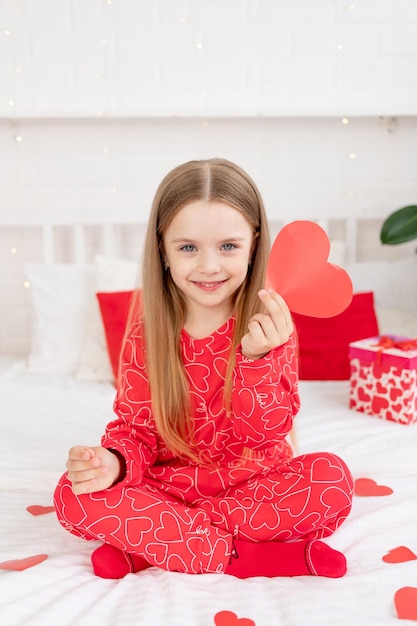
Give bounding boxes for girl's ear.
[159,240,168,269]
[250,230,259,257]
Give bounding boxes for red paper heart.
[26,505,55,516]
[0,554,48,571]
[394,587,417,620]
[383,546,417,564]
[214,611,256,626]
[354,478,393,497]
[266,221,353,318]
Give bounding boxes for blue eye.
[180,244,196,252]
[221,243,237,251]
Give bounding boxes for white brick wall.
[1,0,417,116]
[1,1,417,355]
[1,116,416,224]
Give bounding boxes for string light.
[10,247,17,254]
[195,42,203,49]
[14,135,23,142]
[348,153,357,160]
[4,29,12,36]
[23,281,30,289]
[342,118,349,125]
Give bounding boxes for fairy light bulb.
[10,247,17,254]
[23,281,30,289]
[342,118,349,125]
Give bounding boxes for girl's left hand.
[241,289,294,360]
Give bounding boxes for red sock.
[91,543,151,579]
[225,539,347,579]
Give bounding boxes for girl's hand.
[66,446,122,495]
[241,289,294,360]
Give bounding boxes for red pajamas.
[54,318,353,574]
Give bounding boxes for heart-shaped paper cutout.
[0,554,48,571]
[394,587,417,620]
[266,221,353,317]
[214,611,256,626]
[26,505,55,516]
[383,546,417,564]
[354,478,393,497]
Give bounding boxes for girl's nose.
[198,251,221,274]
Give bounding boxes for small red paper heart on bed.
[383,546,417,564]
[0,554,48,571]
[394,587,417,620]
[214,611,255,626]
[26,505,55,516]
[266,221,353,317]
[354,478,393,497]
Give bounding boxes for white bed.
[1,219,417,625]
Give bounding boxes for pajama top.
[102,317,300,504]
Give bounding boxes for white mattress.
[1,359,416,625]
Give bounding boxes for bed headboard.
[2,216,416,357]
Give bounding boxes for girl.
[54,158,353,579]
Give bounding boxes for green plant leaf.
[380,205,417,245]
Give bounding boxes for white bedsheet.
[1,360,416,625]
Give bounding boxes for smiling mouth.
[193,280,227,290]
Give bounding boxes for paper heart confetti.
[214,611,256,626]
[354,478,393,497]
[266,220,353,318]
[0,554,48,571]
[382,546,417,564]
[394,587,417,620]
[26,505,55,516]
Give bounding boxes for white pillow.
[377,308,417,338]
[75,255,138,381]
[24,264,93,374]
[347,258,417,312]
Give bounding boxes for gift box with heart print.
[348,335,417,425]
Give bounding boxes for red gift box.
[349,335,417,425]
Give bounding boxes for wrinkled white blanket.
[1,361,416,625]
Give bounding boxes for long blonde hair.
[126,158,271,462]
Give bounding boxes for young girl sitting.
[54,158,353,580]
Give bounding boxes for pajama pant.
[54,451,353,574]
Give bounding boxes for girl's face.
[163,200,255,326]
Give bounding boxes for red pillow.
[96,290,135,380]
[292,292,379,380]
[97,290,378,382]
